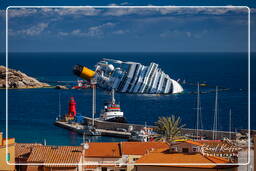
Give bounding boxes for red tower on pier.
[68,97,77,117]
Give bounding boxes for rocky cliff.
[0,66,49,88]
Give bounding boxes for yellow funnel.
[73,65,95,81]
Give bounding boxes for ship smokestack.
[73,64,95,81]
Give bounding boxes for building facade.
[0,132,15,171]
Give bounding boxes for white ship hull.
[94,59,183,94]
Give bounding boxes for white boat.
[99,89,127,123]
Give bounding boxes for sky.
[0,0,255,52]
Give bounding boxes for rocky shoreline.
[0,65,49,89]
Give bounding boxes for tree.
[155,115,185,145]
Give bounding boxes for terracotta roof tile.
[15,143,42,158]
[27,146,82,166]
[85,142,121,158]
[121,142,169,155]
[136,148,236,169]
[185,140,203,146]
[84,142,169,157]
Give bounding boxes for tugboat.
[99,89,127,123]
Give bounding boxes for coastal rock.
[55,85,68,89]
[0,65,49,88]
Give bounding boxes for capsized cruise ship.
[73,58,183,94]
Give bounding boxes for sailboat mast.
[196,83,200,140]
[213,86,218,140]
[58,93,61,117]
[229,109,232,139]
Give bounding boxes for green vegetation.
[155,115,185,144]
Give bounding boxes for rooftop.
[27,146,82,167]
[85,142,121,158]
[121,142,169,155]
[136,148,236,169]
[84,142,169,157]
[15,143,42,158]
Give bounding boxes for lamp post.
[82,142,89,170]
[91,79,97,127]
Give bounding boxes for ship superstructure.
[94,58,183,94]
[99,89,126,123]
[73,58,183,94]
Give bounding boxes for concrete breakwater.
[54,120,131,138]
[54,117,237,140]
[83,117,237,140]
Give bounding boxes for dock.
[54,120,131,138]
[55,117,237,140]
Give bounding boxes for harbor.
[0,5,254,170]
[52,60,242,142]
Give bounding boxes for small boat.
[129,127,156,142]
[80,125,101,136]
[72,80,91,89]
[99,89,127,123]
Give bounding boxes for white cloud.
[0,10,5,20]
[58,22,115,38]
[160,29,208,39]
[4,7,252,21]
[120,2,129,5]
[186,32,191,38]
[251,8,256,14]
[112,29,129,35]
[108,3,119,6]
[103,8,155,16]
[58,32,69,36]
[10,23,49,36]
[7,8,38,18]
[6,7,101,19]
[47,8,100,16]
[103,7,249,16]
[107,2,129,6]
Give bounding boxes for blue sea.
[0,52,255,145]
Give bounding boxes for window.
[101,167,107,171]
[6,153,10,161]
[133,158,138,161]
[182,148,189,153]
[193,147,198,152]
[171,147,178,152]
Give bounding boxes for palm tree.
[155,115,185,145]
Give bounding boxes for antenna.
[112,88,116,104]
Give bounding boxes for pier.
[54,117,237,140]
[54,120,131,138]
